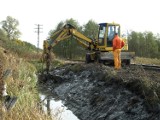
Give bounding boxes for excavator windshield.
[98,23,120,48]
[98,25,106,46]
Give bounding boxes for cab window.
[98,26,106,46]
[107,25,120,47]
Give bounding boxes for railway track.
[130,64,160,71]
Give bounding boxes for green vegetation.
[0,16,53,120]
[0,38,42,60]
[133,57,160,65]
[0,47,52,120]
[128,31,160,58]
[50,18,98,60]
[29,59,64,73]
[3,58,52,120]
[49,19,160,60]
[0,16,41,60]
[1,16,21,40]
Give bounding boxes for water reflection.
[40,94,79,120]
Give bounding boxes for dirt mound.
[38,63,160,120]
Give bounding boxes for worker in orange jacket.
[112,33,125,69]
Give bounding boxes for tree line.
[128,31,160,58]
[0,16,38,58]
[49,19,160,59]
[1,16,160,59]
[49,18,99,60]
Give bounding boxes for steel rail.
[130,64,160,71]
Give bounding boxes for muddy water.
[39,93,79,120]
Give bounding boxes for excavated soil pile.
[38,63,160,120]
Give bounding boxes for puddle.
[40,94,79,120]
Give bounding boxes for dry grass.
[0,47,55,120]
[3,106,51,120]
[133,57,160,65]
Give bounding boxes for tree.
[48,21,64,37]
[65,18,81,59]
[1,16,21,40]
[128,31,139,54]
[155,34,160,57]
[0,29,7,40]
[50,18,85,59]
[144,32,158,58]
[128,31,159,58]
[83,20,99,40]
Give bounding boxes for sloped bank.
[38,63,160,120]
[0,48,52,120]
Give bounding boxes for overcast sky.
[0,0,159,48]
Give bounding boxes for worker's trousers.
[113,49,121,69]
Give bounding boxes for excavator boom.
[42,24,96,72]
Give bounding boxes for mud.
[38,63,160,120]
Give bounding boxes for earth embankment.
[38,63,160,120]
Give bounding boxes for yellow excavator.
[42,22,135,71]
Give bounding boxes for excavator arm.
[42,24,96,72]
[50,24,95,47]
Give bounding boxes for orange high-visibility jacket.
[112,35,125,51]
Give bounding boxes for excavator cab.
[98,23,120,51]
[96,23,133,64]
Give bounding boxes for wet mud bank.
[38,63,160,120]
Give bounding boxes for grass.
[0,48,54,120]
[133,57,160,65]
[0,38,65,120]
[29,58,64,73]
